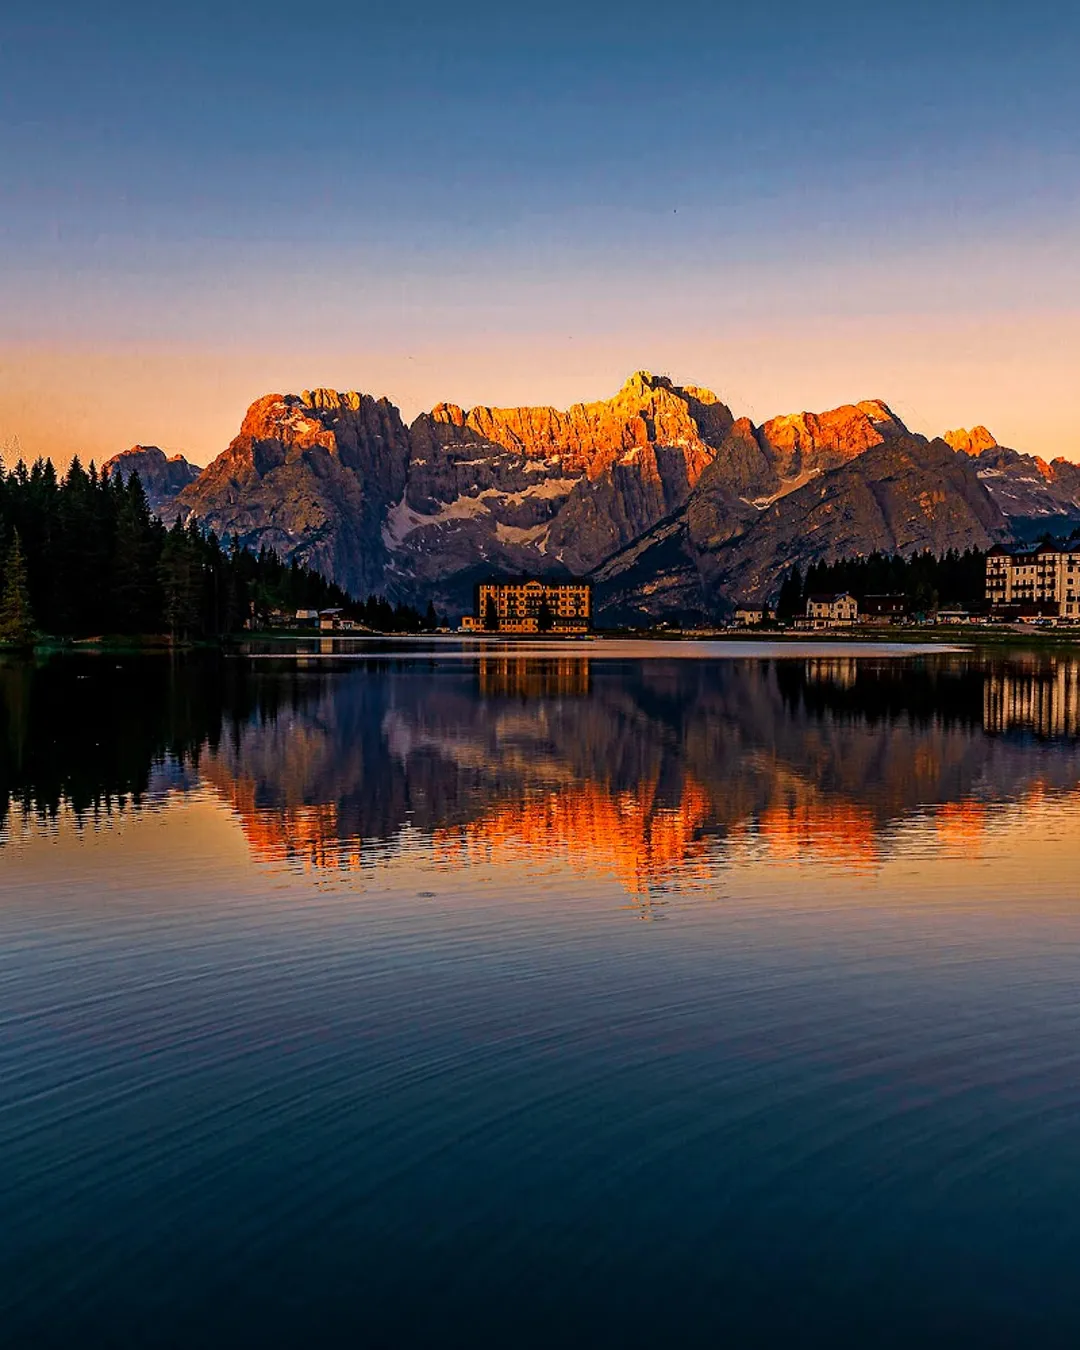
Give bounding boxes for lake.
[3,640,1080,1346]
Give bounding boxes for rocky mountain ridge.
[104,445,202,515]
[102,374,1074,620]
[943,425,1080,534]
[595,433,1007,624]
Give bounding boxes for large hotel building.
[985,542,1080,619]
[460,579,592,634]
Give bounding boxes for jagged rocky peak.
[856,399,909,435]
[615,369,731,412]
[303,388,370,413]
[170,387,413,600]
[942,423,1080,523]
[413,370,734,472]
[620,369,674,398]
[598,428,1012,626]
[756,399,910,480]
[103,444,202,515]
[105,443,201,478]
[235,389,407,455]
[393,373,740,589]
[944,425,999,456]
[617,368,725,402]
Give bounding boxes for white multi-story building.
[985,543,1080,618]
[804,592,858,628]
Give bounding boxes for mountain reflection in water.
[4,646,1080,889]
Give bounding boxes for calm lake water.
[4,639,1080,1346]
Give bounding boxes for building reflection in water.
[983,659,1080,738]
[803,657,859,689]
[478,656,591,699]
[7,651,1080,893]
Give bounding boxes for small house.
[861,594,909,624]
[805,592,858,629]
[733,603,770,628]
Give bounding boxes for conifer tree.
[0,532,36,646]
[776,566,804,622]
[159,520,202,640]
[112,475,162,632]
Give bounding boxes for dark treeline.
[354,595,438,633]
[0,459,434,640]
[775,548,987,619]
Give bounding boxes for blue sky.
[2,0,1078,463]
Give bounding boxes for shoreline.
[8,623,1080,657]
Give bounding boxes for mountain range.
[103,373,1080,621]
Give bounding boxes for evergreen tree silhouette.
[159,520,202,640]
[776,566,803,622]
[0,532,36,646]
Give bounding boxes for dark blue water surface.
[3,642,1080,1346]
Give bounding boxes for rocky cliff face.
[757,398,908,481]
[175,373,742,609]
[945,426,1080,532]
[103,445,202,516]
[176,390,411,597]
[391,372,737,588]
[683,401,912,558]
[944,425,999,457]
[107,374,1061,620]
[713,435,1007,604]
[595,435,1010,624]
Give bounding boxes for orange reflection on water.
[751,798,879,869]
[933,799,989,856]
[432,776,713,894]
[137,655,1080,891]
[210,774,352,869]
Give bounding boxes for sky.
[1,0,1078,468]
